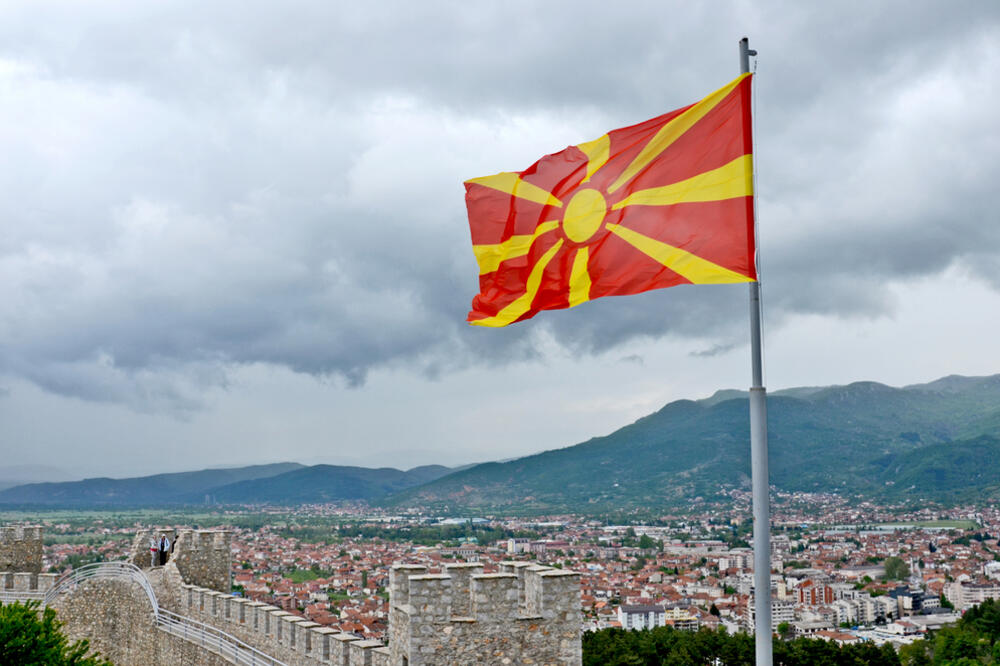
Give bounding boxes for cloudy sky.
[2,1,999,480]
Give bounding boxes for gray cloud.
[0,1,998,413]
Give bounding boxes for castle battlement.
[0,571,59,594]
[176,581,390,666]
[388,562,582,665]
[0,524,44,574]
[6,524,583,666]
[0,525,44,542]
[128,527,232,593]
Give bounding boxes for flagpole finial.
[739,38,757,74]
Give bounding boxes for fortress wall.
[171,529,232,592]
[0,571,58,595]
[389,562,582,666]
[173,581,388,666]
[127,528,178,569]
[53,577,230,666]
[0,525,43,574]
[9,522,578,666]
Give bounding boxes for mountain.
[0,463,304,506]
[0,462,458,507]
[387,374,1000,511]
[6,374,1000,510]
[199,464,455,503]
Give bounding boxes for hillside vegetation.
[389,374,1000,511]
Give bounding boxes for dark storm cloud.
[0,1,998,409]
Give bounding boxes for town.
[25,490,1000,651]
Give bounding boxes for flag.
[464,73,756,327]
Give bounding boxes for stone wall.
[0,571,59,596]
[388,561,582,666]
[172,529,232,592]
[169,580,390,666]
[127,528,178,569]
[130,527,232,593]
[14,525,582,666]
[53,577,231,666]
[0,525,43,574]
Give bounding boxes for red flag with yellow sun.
[464,73,756,327]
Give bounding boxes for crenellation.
[283,614,305,650]
[500,560,535,613]
[371,645,390,666]
[296,621,320,656]
[230,596,247,624]
[312,626,337,661]
[525,568,581,622]
[332,632,362,666]
[407,574,452,622]
[18,527,579,666]
[247,600,266,632]
[271,609,292,644]
[349,638,384,666]
[0,570,58,596]
[471,573,520,621]
[13,572,35,591]
[388,562,581,665]
[207,590,224,617]
[0,524,44,574]
[389,563,427,607]
[443,562,483,617]
[170,529,232,593]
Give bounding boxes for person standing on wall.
[160,534,171,566]
[149,534,159,568]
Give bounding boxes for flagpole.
[741,36,773,666]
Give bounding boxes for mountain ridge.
[4,373,1000,510]
[386,373,1000,511]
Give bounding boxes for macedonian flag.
[464,73,756,327]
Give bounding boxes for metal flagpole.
[741,36,773,666]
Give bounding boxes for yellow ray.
[470,239,564,327]
[576,134,610,184]
[568,247,591,307]
[607,73,750,195]
[465,172,563,208]
[611,154,753,210]
[606,223,753,284]
[472,221,560,275]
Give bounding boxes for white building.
[618,605,665,630]
[746,598,795,633]
[943,581,1000,611]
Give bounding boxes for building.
[943,581,1000,611]
[797,579,835,606]
[746,598,795,633]
[618,604,665,630]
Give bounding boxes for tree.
[883,556,910,581]
[0,601,111,665]
[776,621,793,640]
[361,571,368,589]
[638,534,656,550]
[897,640,932,666]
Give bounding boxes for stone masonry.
[388,561,582,665]
[0,525,43,574]
[129,527,232,592]
[3,524,583,666]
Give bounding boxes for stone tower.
[388,561,582,665]
[0,524,43,574]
